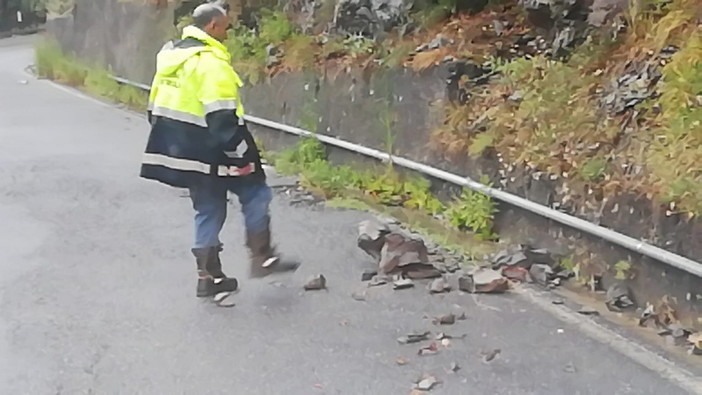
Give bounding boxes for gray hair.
[192,3,227,28]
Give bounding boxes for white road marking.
[516,287,702,395]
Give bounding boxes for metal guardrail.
[113,75,702,279]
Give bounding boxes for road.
[0,35,699,395]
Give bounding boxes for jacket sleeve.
[196,54,245,155]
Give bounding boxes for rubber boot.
[193,246,238,297]
[246,227,300,278]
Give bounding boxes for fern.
[446,180,498,240]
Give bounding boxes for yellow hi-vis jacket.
[140,26,265,189]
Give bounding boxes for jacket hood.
[155,26,231,76]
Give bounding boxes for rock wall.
[47,0,176,83]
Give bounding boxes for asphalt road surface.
[0,35,699,395]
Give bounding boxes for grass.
[35,39,148,111]
[271,137,499,240]
[645,33,702,215]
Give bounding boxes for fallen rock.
[578,305,599,316]
[449,362,461,373]
[458,268,509,293]
[393,277,415,290]
[429,277,452,294]
[434,259,461,274]
[304,274,327,291]
[491,249,528,268]
[435,332,452,340]
[554,269,574,280]
[368,274,390,287]
[351,290,367,301]
[563,362,577,373]
[357,219,390,262]
[529,264,554,286]
[657,328,672,337]
[404,265,442,279]
[379,233,429,274]
[606,283,635,311]
[490,249,512,266]
[506,251,530,267]
[669,324,689,339]
[638,305,657,327]
[433,313,456,325]
[481,348,501,363]
[502,266,532,283]
[418,343,439,356]
[397,331,430,344]
[361,269,378,282]
[414,374,438,391]
[524,247,556,266]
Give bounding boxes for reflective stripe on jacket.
[140,26,264,189]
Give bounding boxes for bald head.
[193,3,229,41]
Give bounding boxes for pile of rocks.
[357,218,513,294]
[357,218,446,281]
[488,244,573,287]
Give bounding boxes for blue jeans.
[189,182,273,249]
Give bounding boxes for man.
[141,3,299,305]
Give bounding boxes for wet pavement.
[0,35,698,394]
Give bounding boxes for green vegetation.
[614,260,633,280]
[224,10,308,83]
[430,0,702,217]
[412,0,458,29]
[272,137,498,239]
[34,39,148,110]
[445,178,497,240]
[559,255,576,272]
[326,197,373,211]
[579,157,608,182]
[647,33,702,214]
[489,53,609,175]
